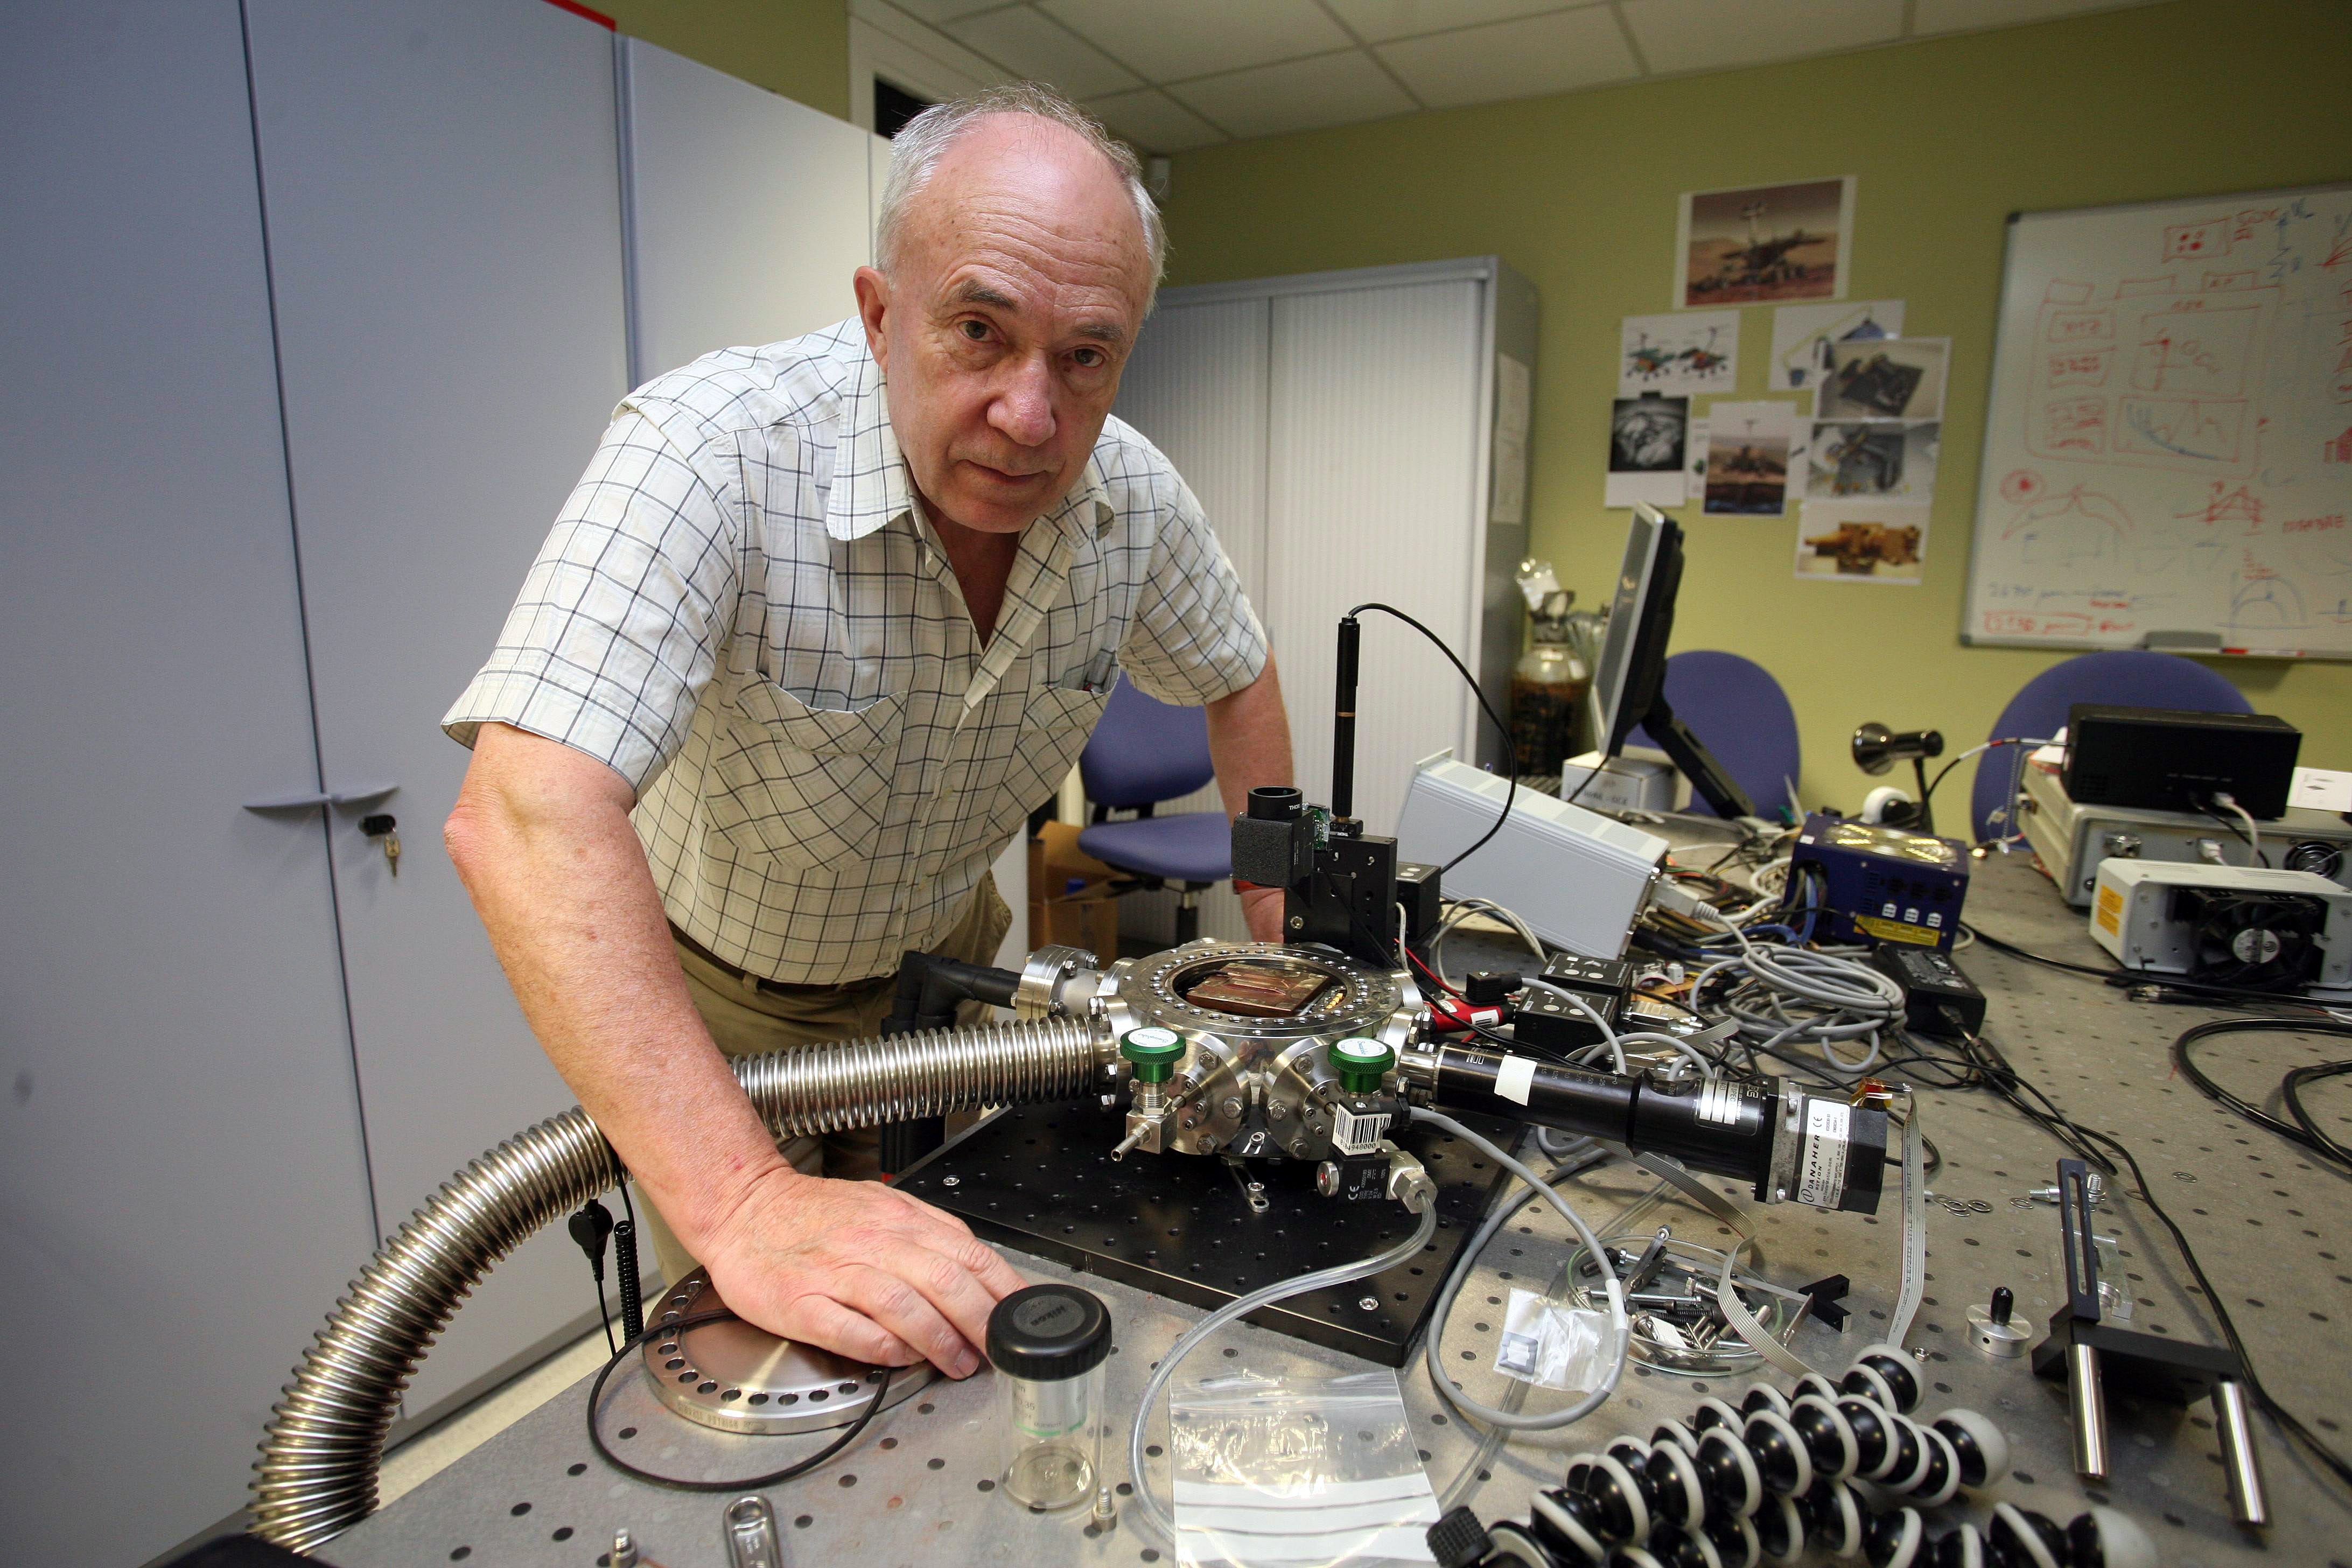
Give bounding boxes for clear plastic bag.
[1169,1367,1440,1567]
[1493,1288,1613,1394]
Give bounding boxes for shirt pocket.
[707,681,905,875]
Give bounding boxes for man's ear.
[852,266,891,374]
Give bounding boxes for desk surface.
[328,849,2352,1568]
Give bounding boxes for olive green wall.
[1159,0,2352,817]
[597,0,850,120]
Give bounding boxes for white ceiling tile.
[1620,0,1905,76]
[1038,0,1354,82]
[1326,0,1582,45]
[874,0,1019,26]
[1166,50,1417,140]
[1084,88,1230,152]
[1912,0,2160,36]
[1378,6,1639,109]
[946,6,1142,97]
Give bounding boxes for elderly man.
[441,83,1292,1383]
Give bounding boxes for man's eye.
[1072,348,1104,368]
[959,320,990,341]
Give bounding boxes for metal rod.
[2213,1378,2270,1529]
[1331,614,1360,821]
[2067,1341,2110,1480]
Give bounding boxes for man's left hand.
[1239,885,1286,943]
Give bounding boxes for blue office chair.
[1630,650,1802,819]
[1076,678,1230,945]
[1971,649,2251,841]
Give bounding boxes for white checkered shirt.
[445,320,1268,985]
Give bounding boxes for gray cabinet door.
[243,0,633,1418]
[0,4,379,1562]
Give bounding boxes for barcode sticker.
[1332,1106,1391,1155]
[1798,1098,1851,1208]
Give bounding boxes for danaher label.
[1798,1099,1851,1208]
[1854,914,1938,946]
[2094,883,2124,936]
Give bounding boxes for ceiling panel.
[946,6,1141,97]
[859,0,2174,153]
[1912,0,2143,34]
[1167,49,1417,141]
[882,0,1019,26]
[1620,0,1906,76]
[1085,87,1230,151]
[1325,0,1581,45]
[1039,0,1354,82]
[1379,6,1641,110]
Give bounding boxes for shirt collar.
[823,333,1115,546]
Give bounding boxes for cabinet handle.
[242,783,399,812]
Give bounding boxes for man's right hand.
[695,1164,1027,1378]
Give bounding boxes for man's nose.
[988,354,1057,449]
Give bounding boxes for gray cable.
[1415,1109,1629,1432]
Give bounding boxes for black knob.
[1989,1287,2013,1327]
[1247,785,1303,821]
[360,813,397,837]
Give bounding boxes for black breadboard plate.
[896,1102,1519,1366]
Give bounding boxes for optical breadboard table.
[324,849,2352,1568]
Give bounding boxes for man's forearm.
[1204,656,1294,817]
[444,724,787,1257]
[1205,660,1295,938]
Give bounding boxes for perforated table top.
[325,848,2352,1568]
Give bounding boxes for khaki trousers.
[639,874,1013,1287]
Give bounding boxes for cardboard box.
[1028,822,1122,961]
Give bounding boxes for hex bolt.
[1220,1096,1245,1121]
[1268,1102,1290,1122]
[1359,1296,1380,1312]
[940,1175,960,1188]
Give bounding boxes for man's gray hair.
[876,82,1167,312]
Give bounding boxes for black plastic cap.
[1248,785,1304,821]
[1427,1506,1494,1568]
[986,1283,1111,1381]
[1462,970,1517,1006]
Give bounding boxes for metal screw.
[1287,915,1305,930]
[1220,1096,1245,1121]
[941,1175,960,1188]
[1359,1296,1380,1311]
[612,1529,640,1568]
[1268,1102,1290,1122]
[1195,1135,1217,1154]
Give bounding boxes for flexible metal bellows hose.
[249,1016,1105,1552]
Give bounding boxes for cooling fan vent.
[2175,888,2326,990]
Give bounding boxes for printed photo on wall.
[1768,299,1905,391]
[1702,401,1800,515]
[1795,499,1930,584]
[1806,421,1940,501]
[1618,310,1740,396]
[1606,394,1690,508]
[1683,416,1710,502]
[1815,336,1949,420]
[1676,176,1854,308]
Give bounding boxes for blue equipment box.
[1788,814,1970,950]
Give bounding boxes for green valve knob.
[1119,1027,1185,1083]
[1329,1037,1394,1094]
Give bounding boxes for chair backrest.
[1079,676,1215,809]
[1629,650,1801,819]
[1971,649,2252,839]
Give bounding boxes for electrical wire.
[1919,736,2052,842]
[2172,1017,2352,1170]
[2195,793,2271,867]
[1414,1109,1630,1433]
[1347,602,1517,872]
[585,1310,894,1490]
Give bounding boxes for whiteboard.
[1964,184,2352,658]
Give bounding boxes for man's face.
[856,117,1151,536]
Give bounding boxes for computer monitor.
[1584,503,1758,820]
